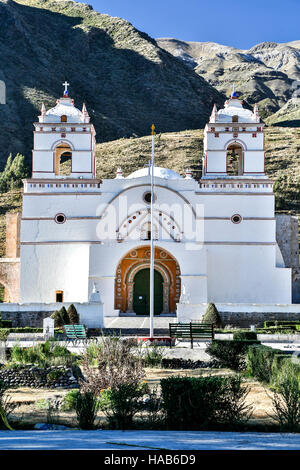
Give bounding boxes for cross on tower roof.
[62,81,70,96]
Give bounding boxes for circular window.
[231,214,242,224]
[143,191,156,204]
[55,213,66,224]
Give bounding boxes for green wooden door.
[133,268,164,315]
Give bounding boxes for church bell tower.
[31,82,96,179]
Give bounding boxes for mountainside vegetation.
[157,38,300,125]
[0,0,222,169]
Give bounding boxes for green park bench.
[64,324,87,340]
[169,322,214,349]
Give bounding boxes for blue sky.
[82,0,299,49]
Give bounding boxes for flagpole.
[150,124,155,338]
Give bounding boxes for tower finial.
[41,102,46,116]
[62,81,70,97]
[231,83,237,98]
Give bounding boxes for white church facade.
[1,86,299,328]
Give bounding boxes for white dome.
[46,98,82,118]
[126,166,183,180]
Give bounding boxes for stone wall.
[0,302,103,328]
[220,311,300,328]
[276,213,300,303]
[0,311,52,328]
[0,365,79,389]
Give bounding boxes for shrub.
[0,329,10,341]
[67,304,79,324]
[206,340,260,371]
[144,344,165,368]
[51,310,64,328]
[51,307,69,328]
[61,389,80,411]
[0,380,17,430]
[46,370,64,383]
[271,361,300,431]
[75,391,100,430]
[59,307,69,325]
[202,303,222,327]
[99,382,149,429]
[233,330,257,341]
[160,375,252,430]
[79,335,145,395]
[246,345,283,383]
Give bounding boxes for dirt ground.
[5,368,276,428]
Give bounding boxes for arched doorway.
[133,269,163,315]
[115,246,181,314]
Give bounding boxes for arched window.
[54,143,72,175]
[227,143,243,176]
[61,115,67,122]
[232,115,238,122]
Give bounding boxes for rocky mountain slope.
[157,38,300,124]
[0,0,222,169]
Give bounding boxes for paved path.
[0,430,300,450]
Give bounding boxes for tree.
[59,306,70,325]
[202,302,223,328]
[0,153,29,192]
[51,310,64,328]
[67,304,79,324]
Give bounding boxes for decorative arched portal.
[115,246,181,314]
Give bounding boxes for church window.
[55,291,64,302]
[231,214,242,224]
[55,213,66,224]
[232,115,239,122]
[143,191,156,204]
[61,115,67,122]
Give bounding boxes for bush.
[0,329,10,341]
[206,340,260,371]
[0,380,17,430]
[46,370,64,383]
[144,344,165,368]
[99,382,149,429]
[51,307,69,328]
[61,389,80,411]
[246,345,283,383]
[51,310,64,328]
[233,330,257,341]
[75,391,100,430]
[67,304,79,325]
[9,340,73,366]
[202,303,222,327]
[161,375,252,430]
[271,360,300,431]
